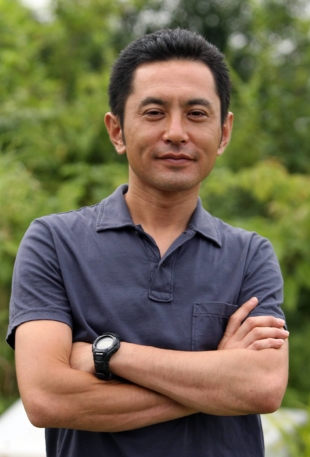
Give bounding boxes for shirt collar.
[96,184,134,231]
[187,198,221,247]
[96,184,221,247]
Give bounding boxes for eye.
[188,109,208,119]
[144,109,164,117]
[143,108,165,121]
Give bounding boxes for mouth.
[158,153,194,164]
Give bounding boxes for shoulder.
[16,203,102,260]
[193,200,270,253]
[28,184,129,237]
[34,202,101,231]
[210,213,273,253]
[203,213,280,277]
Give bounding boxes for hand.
[70,342,94,374]
[218,297,289,351]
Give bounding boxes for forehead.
[129,59,218,102]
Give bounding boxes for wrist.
[109,342,138,380]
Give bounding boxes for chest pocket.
[192,302,238,351]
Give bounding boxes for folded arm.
[109,335,288,416]
[15,298,288,432]
[105,299,288,416]
[71,297,288,416]
[15,320,196,432]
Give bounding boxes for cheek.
[125,145,147,172]
[200,133,222,154]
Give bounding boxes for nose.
[163,114,189,144]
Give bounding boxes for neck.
[124,182,199,256]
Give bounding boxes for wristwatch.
[92,333,121,380]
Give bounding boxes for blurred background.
[1,0,310,452]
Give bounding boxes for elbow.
[22,391,59,428]
[258,392,283,414]
[254,374,288,414]
[252,346,289,415]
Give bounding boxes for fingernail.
[277,319,285,326]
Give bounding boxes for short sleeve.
[238,235,285,322]
[7,219,73,349]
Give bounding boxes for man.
[7,28,288,456]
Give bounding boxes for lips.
[158,153,194,161]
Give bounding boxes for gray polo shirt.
[7,184,285,457]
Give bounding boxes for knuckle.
[252,340,261,350]
[252,327,262,338]
[246,316,256,327]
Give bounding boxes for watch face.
[96,336,114,350]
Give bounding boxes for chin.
[154,179,201,193]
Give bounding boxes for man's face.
[105,59,233,195]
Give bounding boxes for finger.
[221,297,258,343]
[248,338,286,351]
[237,316,286,342]
[220,326,289,350]
[223,315,287,347]
[238,327,289,349]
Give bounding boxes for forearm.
[22,369,195,432]
[110,341,289,416]
[16,321,195,432]
[69,300,288,418]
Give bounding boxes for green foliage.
[1,0,310,414]
[0,154,46,284]
[289,416,310,456]
[282,402,310,456]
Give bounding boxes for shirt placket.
[136,227,196,303]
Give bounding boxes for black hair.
[108,28,231,128]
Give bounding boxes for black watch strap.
[93,355,115,380]
[92,333,121,380]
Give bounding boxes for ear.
[104,112,126,155]
[217,112,234,156]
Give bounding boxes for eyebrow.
[139,97,213,109]
[186,98,213,109]
[139,97,167,108]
